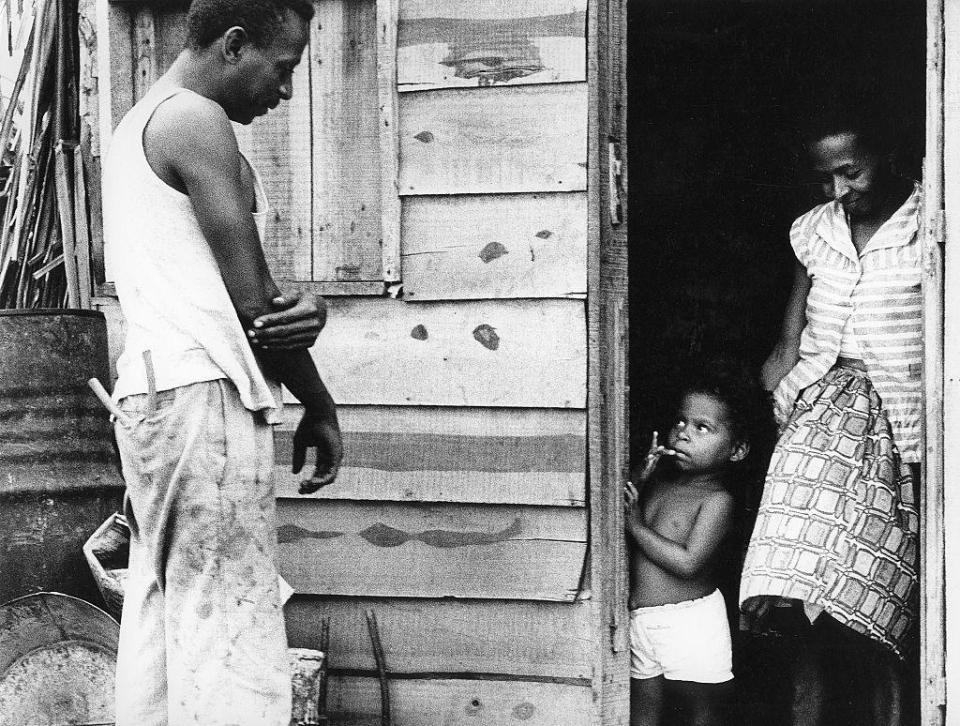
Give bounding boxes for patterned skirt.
[739,364,919,656]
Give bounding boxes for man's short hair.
[186,0,314,50]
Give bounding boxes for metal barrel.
[0,309,125,607]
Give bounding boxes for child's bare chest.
[643,488,704,541]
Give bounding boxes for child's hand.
[623,480,642,530]
[634,431,676,483]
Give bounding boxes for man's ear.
[729,441,749,463]
[221,26,247,64]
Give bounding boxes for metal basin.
[0,592,118,726]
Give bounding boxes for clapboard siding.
[401,192,587,299]
[397,0,587,91]
[312,0,383,283]
[276,500,587,600]
[274,404,585,506]
[300,297,586,407]
[398,84,587,195]
[324,676,593,726]
[285,596,593,679]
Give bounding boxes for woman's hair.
[796,90,897,157]
[186,0,314,50]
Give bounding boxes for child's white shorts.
[629,589,733,683]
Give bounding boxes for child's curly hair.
[677,358,776,484]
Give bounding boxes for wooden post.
[132,7,156,103]
[922,0,947,724]
[73,145,92,307]
[53,141,79,308]
[590,0,630,723]
[376,0,401,285]
[941,0,960,720]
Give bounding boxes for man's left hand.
[293,411,343,494]
[248,289,327,350]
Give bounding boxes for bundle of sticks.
[0,0,99,309]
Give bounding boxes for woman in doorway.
[739,97,921,726]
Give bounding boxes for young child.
[625,366,761,726]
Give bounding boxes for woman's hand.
[760,339,800,392]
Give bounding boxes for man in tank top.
[101,1,341,724]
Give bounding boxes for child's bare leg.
[668,680,731,726]
[631,676,665,726]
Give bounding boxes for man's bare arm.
[146,94,342,488]
[625,492,734,579]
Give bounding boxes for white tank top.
[103,84,280,421]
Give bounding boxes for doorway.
[626,1,927,723]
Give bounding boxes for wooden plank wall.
[312,0,383,283]
[283,1,592,719]
[96,1,593,722]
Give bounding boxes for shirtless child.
[625,368,759,726]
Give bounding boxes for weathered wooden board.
[377,0,402,283]
[153,9,187,73]
[285,596,593,679]
[398,0,586,91]
[276,501,586,600]
[233,48,313,282]
[398,84,587,195]
[312,0,383,283]
[324,676,593,725]
[107,3,134,130]
[401,192,586,299]
[132,8,157,101]
[298,297,586,407]
[274,404,585,506]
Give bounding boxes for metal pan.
[0,592,118,726]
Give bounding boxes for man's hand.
[248,289,327,350]
[292,410,343,494]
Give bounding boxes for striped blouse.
[772,183,922,463]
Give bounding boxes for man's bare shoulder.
[145,90,236,156]
[143,89,240,188]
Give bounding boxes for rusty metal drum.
[0,310,124,607]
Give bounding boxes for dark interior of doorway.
[626,1,925,724]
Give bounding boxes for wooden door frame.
[600,2,949,724]
[590,0,630,722]
[922,3,947,725]
[936,0,960,722]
